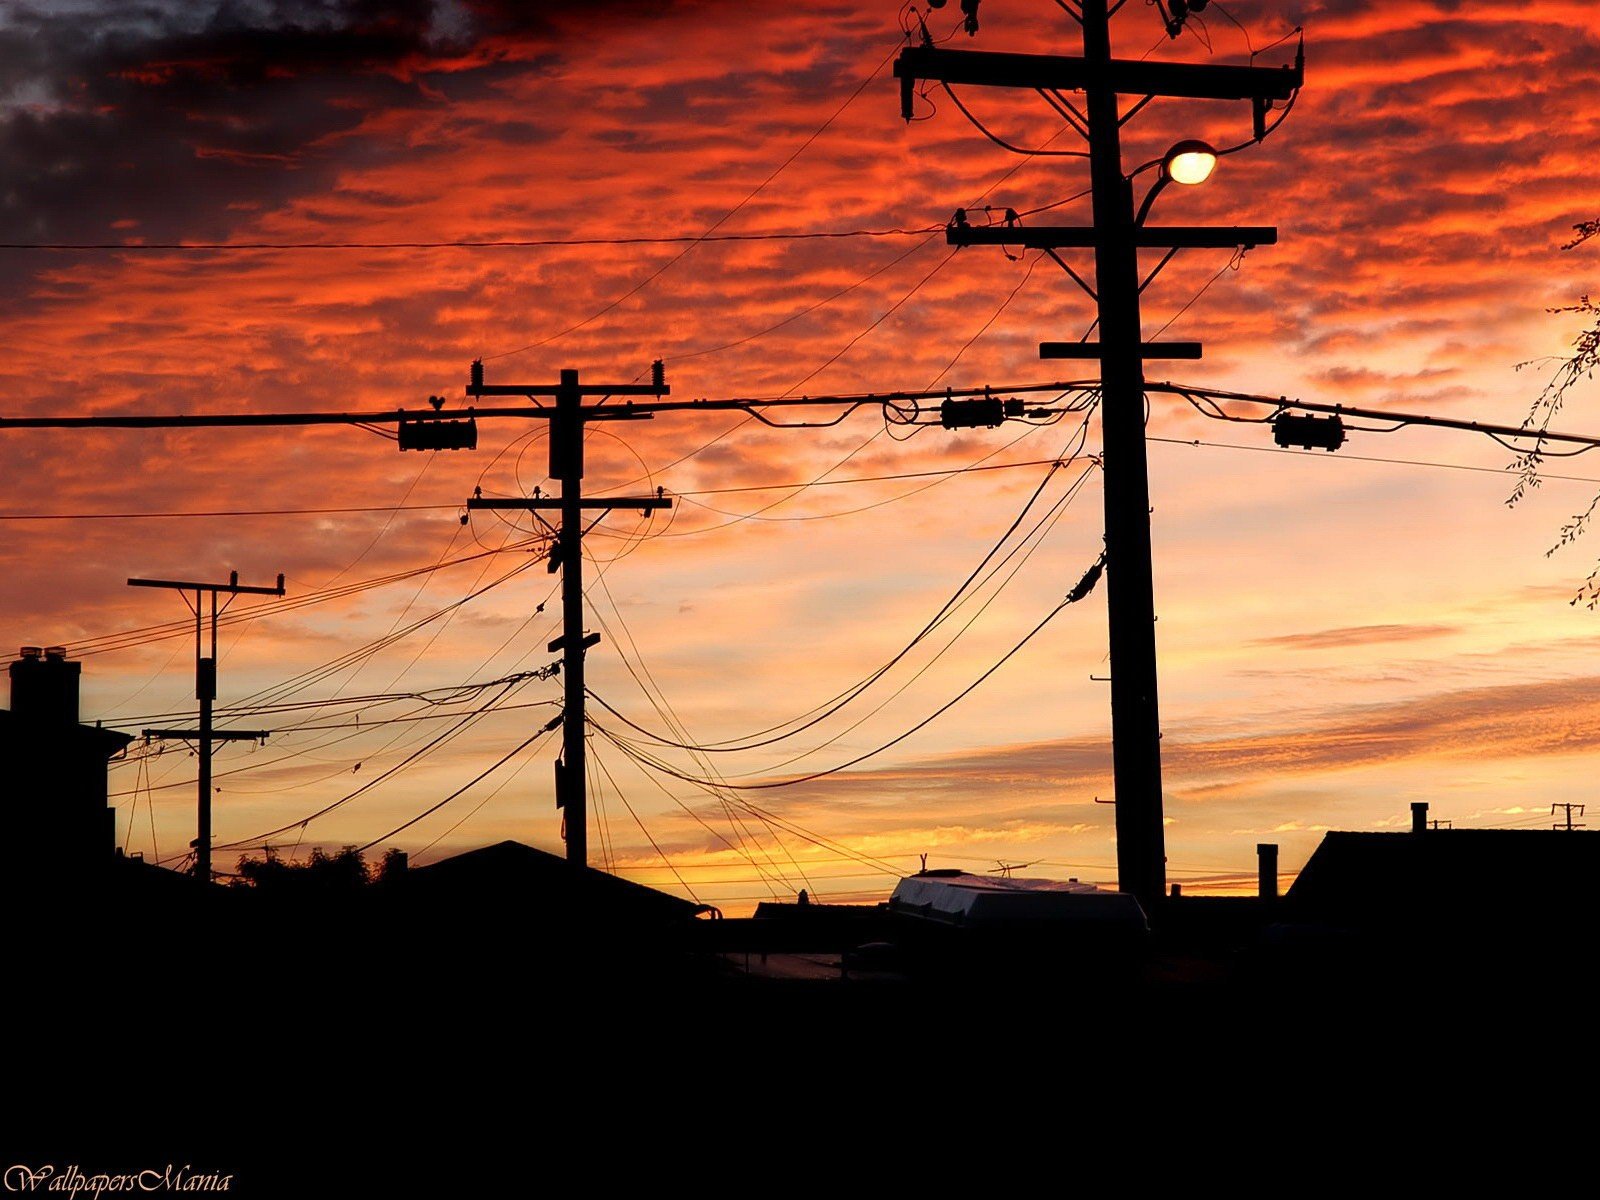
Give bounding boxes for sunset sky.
[3,0,1599,912]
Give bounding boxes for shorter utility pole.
[128,570,285,881]
[465,365,670,866]
[1552,803,1586,831]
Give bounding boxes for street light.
[1135,139,1219,225]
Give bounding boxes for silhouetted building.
[0,646,131,877]
[1287,802,1600,934]
[400,839,698,926]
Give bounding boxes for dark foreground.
[7,865,1592,1193]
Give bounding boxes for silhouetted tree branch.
[1509,221,1600,606]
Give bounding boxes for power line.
[211,677,540,852]
[0,452,1097,522]
[665,233,943,364]
[707,460,1098,780]
[0,227,939,253]
[0,502,464,522]
[353,727,557,853]
[107,669,558,730]
[481,38,912,362]
[670,423,1047,526]
[1144,434,1600,484]
[594,549,1105,792]
[586,567,803,896]
[108,556,550,799]
[942,82,1091,158]
[69,537,542,656]
[594,439,1095,755]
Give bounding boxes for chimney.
[1257,843,1279,900]
[9,646,81,725]
[1411,802,1429,834]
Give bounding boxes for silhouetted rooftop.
[405,839,697,925]
[1287,829,1600,927]
[0,707,132,756]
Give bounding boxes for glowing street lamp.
[1164,139,1217,184]
[1135,139,1219,225]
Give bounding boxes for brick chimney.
[1411,802,1429,834]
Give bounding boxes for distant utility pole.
[465,365,671,867]
[895,3,1300,915]
[10,375,1108,868]
[1552,803,1586,831]
[128,570,285,881]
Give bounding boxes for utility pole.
[1552,803,1586,831]
[465,365,670,866]
[128,570,286,881]
[894,6,1299,916]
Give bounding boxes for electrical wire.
[353,727,557,853]
[207,676,537,851]
[0,227,939,253]
[593,548,1106,792]
[663,232,946,365]
[585,566,802,896]
[481,38,910,362]
[941,83,1091,158]
[73,536,542,657]
[670,423,1043,525]
[408,731,549,865]
[700,461,1099,780]
[111,558,548,802]
[1147,246,1247,340]
[593,424,1095,755]
[590,747,699,903]
[0,453,1104,521]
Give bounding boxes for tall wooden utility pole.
[895,4,1301,915]
[465,365,670,866]
[128,570,285,881]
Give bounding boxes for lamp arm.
[1134,173,1169,227]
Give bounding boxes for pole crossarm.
[894,45,1301,102]
[467,498,671,511]
[466,383,666,397]
[143,729,270,742]
[950,225,1277,249]
[128,574,286,596]
[1044,342,1201,360]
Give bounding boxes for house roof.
[1287,829,1600,925]
[405,839,697,925]
[0,708,133,757]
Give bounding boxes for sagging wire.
[1148,245,1247,340]
[354,725,559,854]
[591,545,1106,793]
[942,83,1091,158]
[658,461,1102,782]
[590,422,1097,756]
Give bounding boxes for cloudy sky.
[3,0,1598,911]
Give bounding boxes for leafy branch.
[1509,222,1600,603]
